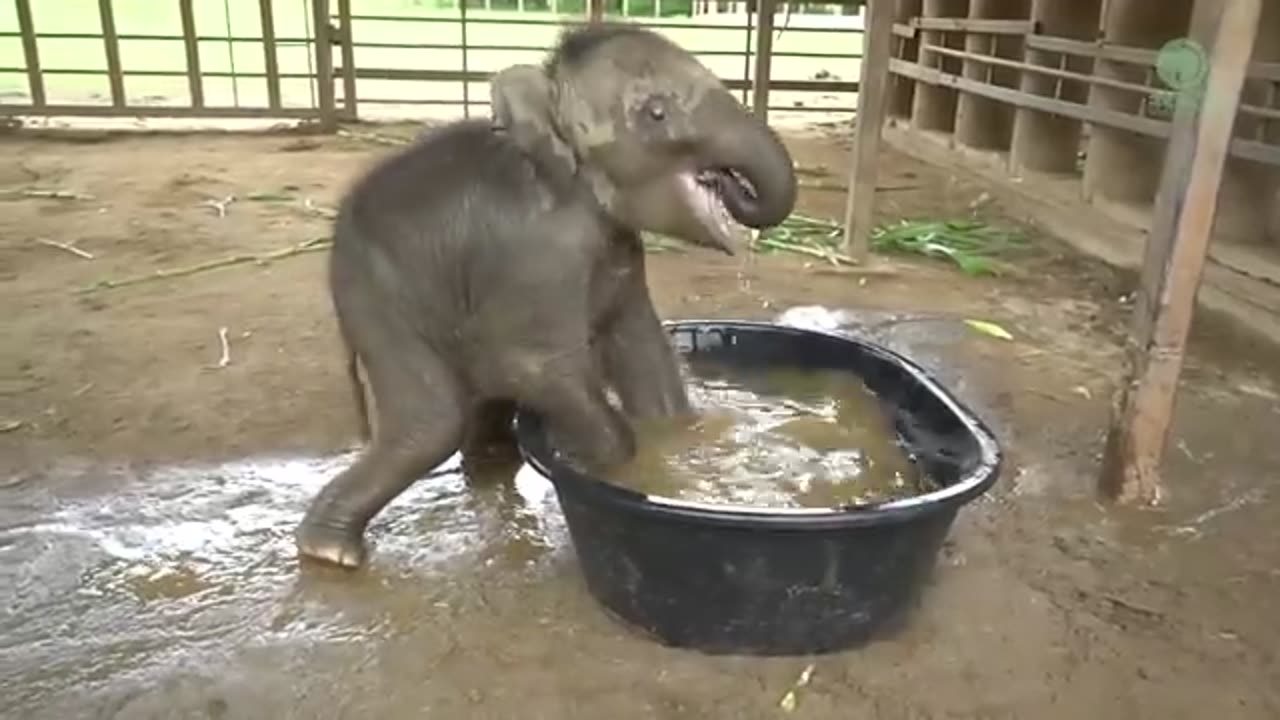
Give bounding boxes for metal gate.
[0,0,863,127]
[0,0,334,123]
[330,0,864,126]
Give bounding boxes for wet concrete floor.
[3,307,1279,719]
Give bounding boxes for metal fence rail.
[0,0,866,127]
[338,8,862,121]
[0,0,329,120]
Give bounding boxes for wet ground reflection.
[0,453,567,717]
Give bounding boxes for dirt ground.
[2,123,1279,719]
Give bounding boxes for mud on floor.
[1,124,1279,719]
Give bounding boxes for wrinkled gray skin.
[297,24,798,569]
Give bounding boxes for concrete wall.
[1079,0,1195,207]
[1008,0,1100,175]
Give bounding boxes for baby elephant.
[297,23,798,568]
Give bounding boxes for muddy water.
[612,360,934,508]
[0,453,577,718]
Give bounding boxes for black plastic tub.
[515,320,1001,656]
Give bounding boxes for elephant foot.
[295,519,368,570]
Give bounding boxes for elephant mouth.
[678,169,757,255]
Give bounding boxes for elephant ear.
[489,65,577,179]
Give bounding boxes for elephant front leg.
[517,350,637,475]
[597,291,692,421]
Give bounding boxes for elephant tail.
[345,344,372,445]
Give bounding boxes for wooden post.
[589,0,605,22]
[841,0,894,262]
[751,0,776,122]
[1098,0,1262,505]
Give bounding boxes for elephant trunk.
[696,91,798,229]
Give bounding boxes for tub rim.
[514,319,1002,531]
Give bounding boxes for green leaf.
[964,319,1014,340]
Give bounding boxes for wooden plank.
[311,0,338,131]
[178,0,204,107]
[1099,0,1263,506]
[924,43,1156,97]
[890,58,1280,167]
[842,0,894,263]
[259,0,282,110]
[751,0,777,122]
[13,0,44,108]
[911,17,1036,35]
[1239,102,1280,122]
[891,58,1170,136]
[892,22,916,39]
[1026,35,1157,67]
[97,0,126,108]
[336,0,358,119]
[1027,34,1280,83]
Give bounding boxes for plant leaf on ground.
[870,218,1028,275]
[749,214,1029,276]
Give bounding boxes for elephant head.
[489,24,798,254]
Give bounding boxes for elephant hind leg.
[297,339,465,570]
[461,399,522,487]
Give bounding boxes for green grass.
[756,214,1031,275]
[0,0,863,116]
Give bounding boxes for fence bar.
[259,0,283,110]
[352,66,858,93]
[13,0,44,108]
[1026,35,1280,82]
[340,13,844,33]
[311,0,337,130]
[178,0,204,107]
[740,3,753,106]
[0,104,319,119]
[336,0,357,118]
[751,0,776,121]
[459,0,470,118]
[3,67,323,80]
[97,0,126,108]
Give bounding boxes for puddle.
[0,453,566,717]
